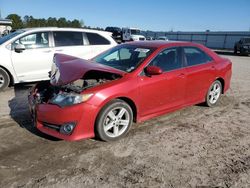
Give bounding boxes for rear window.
[53,31,83,47]
[86,32,110,45]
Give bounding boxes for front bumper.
[28,95,99,141]
[241,47,250,54]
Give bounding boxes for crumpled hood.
[50,53,124,86]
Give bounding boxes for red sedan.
[28,41,232,141]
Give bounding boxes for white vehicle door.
[10,32,53,82]
[52,31,94,60]
[85,32,115,58]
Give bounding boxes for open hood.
[50,53,124,86]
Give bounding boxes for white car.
[157,36,169,41]
[0,27,117,91]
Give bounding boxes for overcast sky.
[0,0,250,31]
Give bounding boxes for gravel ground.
[0,53,250,188]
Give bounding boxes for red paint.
[29,41,232,141]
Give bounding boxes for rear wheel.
[95,99,133,141]
[0,68,10,91]
[205,80,222,107]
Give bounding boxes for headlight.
[50,93,93,107]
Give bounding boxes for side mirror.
[145,66,163,76]
[14,44,25,53]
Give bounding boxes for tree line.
[5,14,84,30]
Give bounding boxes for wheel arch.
[96,96,138,124]
[0,65,14,86]
[215,77,225,94]
[117,97,137,122]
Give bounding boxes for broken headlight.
[50,93,93,107]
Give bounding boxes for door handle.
[55,49,63,52]
[211,66,216,70]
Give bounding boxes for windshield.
[131,29,141,35]
[0,30,25,45]
[94,45,155,72]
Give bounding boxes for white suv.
[0,27,117,91]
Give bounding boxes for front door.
[11,32,53,82]
[138,47,186,116]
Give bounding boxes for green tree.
[47,17,57,27]
[70,19,81,28]
[57,17,67,27]
[6,14,23,29]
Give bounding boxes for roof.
[124,40,194,48]
[20,27,110,34]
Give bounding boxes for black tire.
[205,80,222,107]
[0,68,10,91]
[239,48,244,56]
[95,99,133,141]
[234,46,237,54]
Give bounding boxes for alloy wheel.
[103,107,130,138]
[208,82,221,104]
[0,74,5,88]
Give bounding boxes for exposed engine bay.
[31,70,121,104]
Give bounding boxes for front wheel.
[95,99,133,141]
[205,80,222,107]
[0,68,10,91]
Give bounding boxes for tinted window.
[94,45,155,72]
[149,47,182,72]
[184,47,212,66]
[86,32,110,45]
[53,31,83,47]
[12,32,49,49]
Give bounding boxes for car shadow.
[8,83,61,141]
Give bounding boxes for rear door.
[138,47,186,116]
[52,31,94,60]
[183,47,216,104]
[85,32,114,57]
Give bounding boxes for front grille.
[43,122,60,132]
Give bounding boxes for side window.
[184,47,212,67]
[13,32,49,49]
[86,32,110,45]
[149,47,182,72]
[53,32,83,47]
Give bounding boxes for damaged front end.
[30,70,121,108]
[29,53,123,113]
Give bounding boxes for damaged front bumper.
[28,86,99,141]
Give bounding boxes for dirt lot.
[0,53,250,188]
